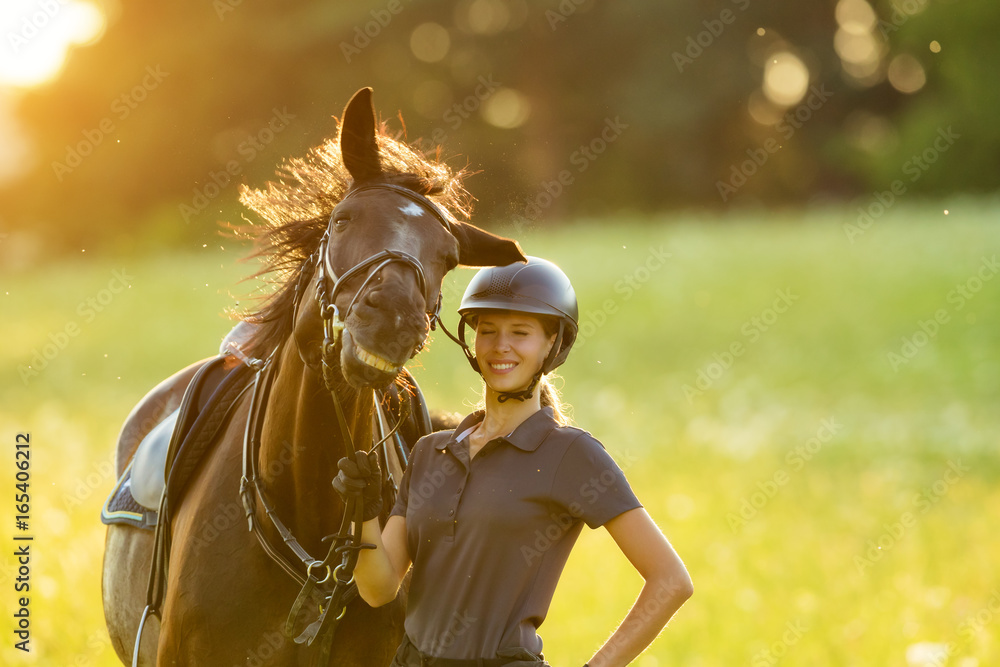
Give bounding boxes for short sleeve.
[549,433,642,529]
[390,434,436,518]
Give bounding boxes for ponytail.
[539,374,571,426]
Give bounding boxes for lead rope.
[239,340,373,662]
[239,360,375,665]
[135,184,446,665]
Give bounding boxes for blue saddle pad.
[101,460,158,530]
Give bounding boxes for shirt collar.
[435,407,558,453]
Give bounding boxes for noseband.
[292,183,453,386]
[232,183,455,661]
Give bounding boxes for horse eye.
[333,216,350,231]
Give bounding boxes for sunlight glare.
[0,1,105,88]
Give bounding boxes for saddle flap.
[131,408,179,510]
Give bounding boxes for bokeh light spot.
[481,87,531,129]
[887,54,926,94]
[763,51,810,107]
[410,22,450,63]
[835,28,879,66]
[835,0,877,35]
[466,0,510,35]
[747,89,784,126]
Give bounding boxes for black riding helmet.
[455,257,579,401]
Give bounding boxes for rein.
[238,182,452,661]
[131,182,450,667]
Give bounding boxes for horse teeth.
[356,344,396,372]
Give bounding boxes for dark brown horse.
[102,88,524,665]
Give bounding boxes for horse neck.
[257,342,374,555]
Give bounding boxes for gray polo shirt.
[390,406,642,659]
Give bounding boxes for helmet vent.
[479,273,515,298]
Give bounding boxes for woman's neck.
[476,387,543,441]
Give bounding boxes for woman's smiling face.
[474,311,557,393]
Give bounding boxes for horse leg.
[102,358,214,665]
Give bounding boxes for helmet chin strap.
[495,373,541,403]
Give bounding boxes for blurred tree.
[0,0,995,254]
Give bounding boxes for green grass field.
[2,202,999,666]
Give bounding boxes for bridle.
[239,182,454,661]
[303,182,453,388]
[131,184,456,667]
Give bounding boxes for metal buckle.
[306,560,332,584]
[332,561,355,587]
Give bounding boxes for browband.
[339,183,454,235]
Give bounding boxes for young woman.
[334,257,693,667]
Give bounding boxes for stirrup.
[132,604,160,667]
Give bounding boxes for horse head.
[294,88,525,389]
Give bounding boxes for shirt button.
[448,509,455,516]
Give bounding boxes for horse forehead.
[348,209,436,264]
[398,202,425,218]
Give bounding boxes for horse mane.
[231,121,473,361]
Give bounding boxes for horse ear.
[451,221,527,267]
[340,87,382,183]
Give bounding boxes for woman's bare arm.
[353,515,411,607]
[586,508,693,667]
